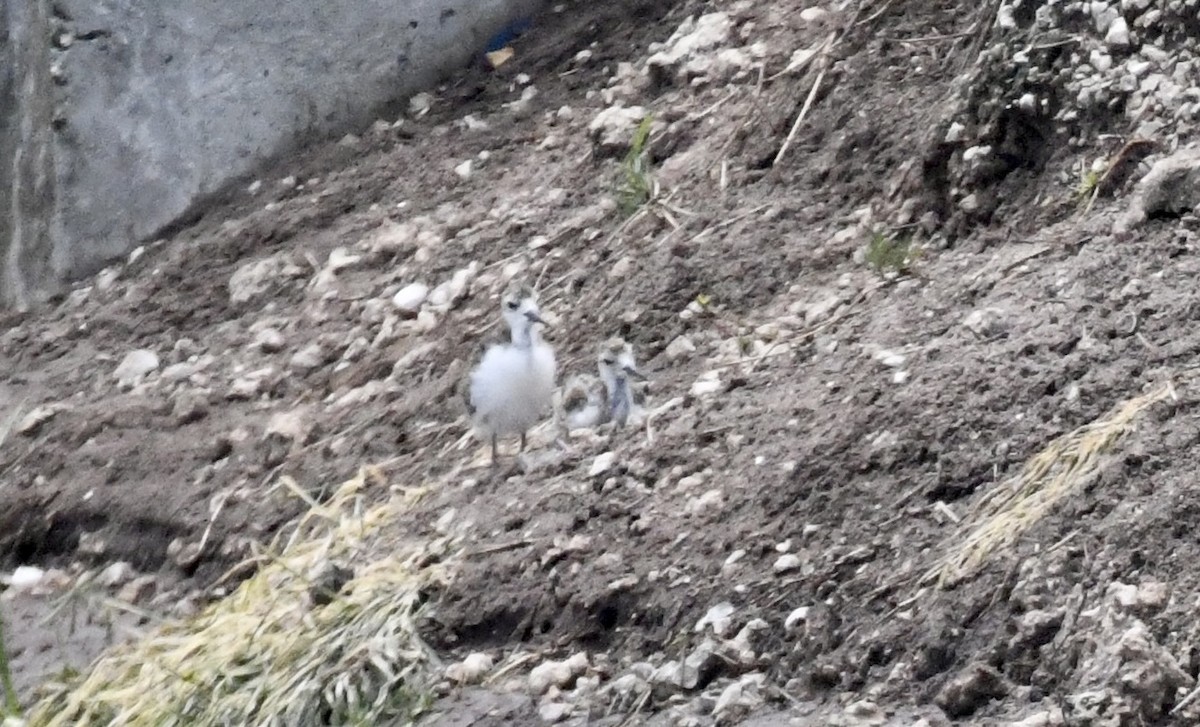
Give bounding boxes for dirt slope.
[5,0,1200,724]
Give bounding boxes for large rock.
[0,0,543,308]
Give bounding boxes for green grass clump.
[616,114,656,217]
[864,232,919,277]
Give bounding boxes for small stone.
[690,371,724,397]
[1090,49,1113,72]
[873,349,906,368]
[229,256,287,305]
[589,452,616,477]
[845,700,885,721]
[784,606,810,631]
[228,367,275,400]
[774,554,802,573]
[391,283,430,315]
[167,538,203,570]
[113,349,160,386]
[1115,145,1200,234]
[94,267,120,292]
[1110,580,1169,611]
[996,4,1016,29]
[172,595,201,618]
[99,562,135,588]
[160,356,211,383]
[653,640,721,691]
[609,255,633,279]
[445,652,495,684]
[290,344,325,371]
[608,575,639,592]
[427,264,477,309]
[962,308,1006,338]
[117,574,157,604]
[416,309,439,332]
[799,7,830,22]
[454,160,473,180]
[529,652,589,694]
[251,327,286,353]
[16,405,60,436]
[77,531,107,557]
[9,565,45,592]
[366,221,419,255]
[1106,17,1130,48]
[538,702,571,723]
[408,92,433,116]
[714,673,767,717]
[686,488,724,516]
[935,663,1009,718]
[588,104,649,155]
[694,601,736,636]
[264,407,313,446]
[665,336,697,361]
[804,294,842,325]
[944,122,966,142]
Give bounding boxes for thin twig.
[880,30,973,43]
[773,34,835,167]
[1172,681,1200,715]
[858,0,898,26]
[466,540,533,557]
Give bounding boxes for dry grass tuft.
[926,382,1174,587]
[24,468,457,727]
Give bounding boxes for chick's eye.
[602,358,616,365]
[505,300,520,310]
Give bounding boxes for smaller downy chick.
[559,337,647,432]
[467,282,557,465]
[598,337,646,428]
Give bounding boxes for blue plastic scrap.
[485,16,533,53]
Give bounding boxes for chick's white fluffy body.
[468,288,557,453]
[470,342,557,436]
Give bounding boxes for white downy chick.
[598,337,646,428]
[559,337,647,431]
[468,282,557,464]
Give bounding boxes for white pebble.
[9,565,45,591]
[784,606,810,631]
[113,349,160,386]
[589,452,616,477]
[773,554,802,573]
[391,282,429,314]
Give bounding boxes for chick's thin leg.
[491,433,499,467]
[520,431,527,453]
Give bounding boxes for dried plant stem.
[0,610,18,717]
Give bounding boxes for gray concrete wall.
[1,0,543,309]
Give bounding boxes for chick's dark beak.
[624,365,647,381]
[525,310,547,326]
